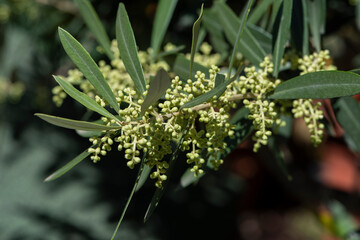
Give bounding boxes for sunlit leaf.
[333,96,360,152]
[272,0,293,77]
[180,168,205,188]
[44,146,93,182]
[58,28,120,113]
[248,0,274,25]
[227,0,253,79]
[247,23,272,54]
[116,3,146,94]
[141,68,171,115]
[269,71,360,99]
[215,73,225,87]
[215,1,265,66]
[307,0,323,51]
[135,164,151,192]
[35,113,121,131]
[203,8,229,60]
[268,0,282,31]
[189,4,204,80]
[151,0,178,58]
[73,0,113,60]
[53,75,118,121]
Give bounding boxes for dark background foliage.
[1,0,360,239]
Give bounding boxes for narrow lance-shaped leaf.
[141,68,171,115]
[228,0,253,79]
[73,0,114,60]
[58,28,120,113]
[44,146,94,182]
[307,0,322,51]
[116,3,146,94]
[291,0,308,55]
[215,2,266,66]
[334,96,360,152]
[247,23,272,54]
[203,8,229,61]
[248,0,274,25]
[269,71,360,99]
[151,0,178,58]
[111,156,147,240]
[268,0,282,31]
[180,168,205,188]
[272,0,293,78]
[135,164,151,192]
[189,4,204,80]
[53,75,118,121]
[35,113,121,131]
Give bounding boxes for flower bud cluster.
[290,51,333,146]
[233,57,283,151]
[186,42,221,67]
[298,50,332,75]
[292,99,324,146]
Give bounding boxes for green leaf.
[248,0,274,25]
[116,3,146,94]
[334,96,360,152]
[215,73,225,87]
[44,146,93,182]
[111,157,147,240]
[227,0,253,79]
[269,71,360,99]
[189,4,204,80]
[203,8,229,61]
[215,2,266,66]
[306,0,323,51]
[151,0,178,58]
[291,0,309,55]
[141,68,171,115]
[58,28,120,113]
[73,0,114,60]
[53,75,118,121]
[247,23,272,54]
[180,72,229,109]
[156,45,185,59]
[173,54,209,81]
[35,113,121,131]
[135,164,151,192]
[268,0,282,31]
[180,168,205,188]
[144,125,190,222]
[272,0,293,77]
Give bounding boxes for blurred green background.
[1,0,360,239]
